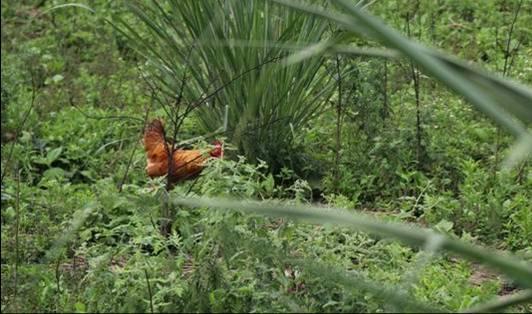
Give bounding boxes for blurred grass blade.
[331,44,400,58]
[209,32,532,126]
[502,133,532,171]
[431,51,532,124]
[45,202,97,261]
[284,40,334,65]
[42,3,95,15]
[174,196,532,289]
[194,39,400,58]
[235,225,444,312]
[269,0,532,167]
[294,258,444,313]
[460,289,532,313]
[270,0,528,136]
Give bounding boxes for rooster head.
[210,140,223,158]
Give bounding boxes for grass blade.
[268,0,532,168]
[460,289,532,313]
[173,196,532,289]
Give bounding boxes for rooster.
[143,119,223,182]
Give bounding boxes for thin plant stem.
[333,53,343,193]
[14,166,20,313]
[144,268,154,314]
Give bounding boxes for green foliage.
[423,160,531,249]
[2,0,532,313]
[413,259,500,310]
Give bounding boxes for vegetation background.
[1,0,531,312]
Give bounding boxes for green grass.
[2,0,532,312]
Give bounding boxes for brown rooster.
[143,119,223,182]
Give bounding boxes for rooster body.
[143,119,222,182]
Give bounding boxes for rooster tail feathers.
[146,119,165,136]
[144,119,166,151]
